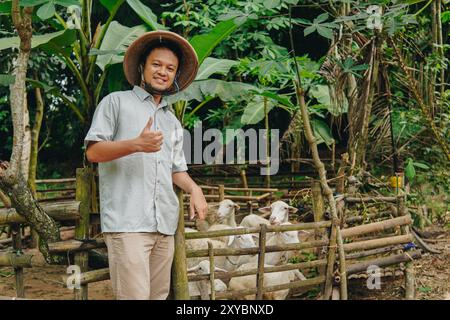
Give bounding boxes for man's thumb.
[144,117,153,131]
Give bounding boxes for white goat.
[265,222,300,265]
[187,260,227,300]
[258,201,298,225]
[206,199,241,243]
[185,238,228,268]
[221,228,258,271]
[239,213,271,228]
[196,200,240,231]
[228,262,306,300]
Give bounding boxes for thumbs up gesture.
[134,117,164,153]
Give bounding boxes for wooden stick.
[214,276,326,300]
[185,221,332,240]
[0,252,33,268]
[48,238,105,253]
[11,224,24,298]
[344,211,392,224]
[340,215,411,238]
[188,259,327,282]
[345,196,398,203]
[187,239,329,258]
[345,245,404,260]
[256,224,267,299]
[0,201,81,224]
[336,226,347,300]
[324,218,338,300]
[207,241,215,300]
[171,189,190,300]
[62,268,110,286]
[218,185,225,202]
[343,234,413,252]
[74,168,91,300]
[346,250,421,275]
[36,178,76,184]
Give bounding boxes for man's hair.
[139,41,182,70]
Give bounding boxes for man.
[84,31,207,300]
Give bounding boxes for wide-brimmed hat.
[123,30,199,95]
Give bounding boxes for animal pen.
[0,165,422,300]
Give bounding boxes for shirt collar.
[133,85,169,110]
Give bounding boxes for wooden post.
[171,189,190,299]
[336,226,347,300]
[256,224,267,299]
[312,181,325,245]
[218,185,225,202]
[11,223,24,298]
[74,168,92,300]
[398,195,415,299]
[208,241,215,300]
[311,181,327,293]
[324,217,338,300]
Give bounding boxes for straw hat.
[123,30,199,95]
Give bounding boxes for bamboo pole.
[215,276,326,300]
[340,215,411,238]
[74,168,92,300]
[187,240,329,258]
[0,252,33,268]
[218,185,225,202]
[0,201,81,224]
[36,178,76,184]
[336,226,347,300]
[344,196,398,203]
[208,241,215,300]
[343,234,413,252]
[256,224,267,299]
[345,245,404,260]
[11,223,24,298]
[189,259,327,282]
[199,185,278,192]
[311,181,327,293]
[324,218,338,299]
[185,221,332,240]
[346,250,421,275]
[62,268,109,286]
[171,189,190,299]
[48,238,105,253]
[399,195,415,300]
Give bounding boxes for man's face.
[143,47,179,92]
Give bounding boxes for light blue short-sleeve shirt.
[84,86,187,235]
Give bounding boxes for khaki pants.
[104,232,175,300]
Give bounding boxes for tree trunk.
[0,1,61,264]
[348,36,382,171]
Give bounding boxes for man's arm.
[86,117,163,163]
[172,171,207,220]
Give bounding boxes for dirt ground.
[0,228,448,300]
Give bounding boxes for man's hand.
[189,186,207,220]
[133,117,163,153]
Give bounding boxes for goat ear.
[288,206,298,214]
[214,266,228,273]
[298,230,311,236]
[227,235,235,246]
[187,265,200,273]
[258,206,271,214]
[234,203,240,210]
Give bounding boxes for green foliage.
[95,22,148,71]
[125,0,165,30]
[300,13,338,40]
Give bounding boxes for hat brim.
[123,31,199,95]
